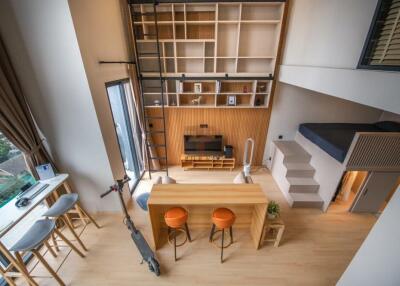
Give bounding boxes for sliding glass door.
[106,80,144,191]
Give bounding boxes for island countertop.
[147,184,269,250]
[148,184,268,205]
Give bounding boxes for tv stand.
[181,154,235,171]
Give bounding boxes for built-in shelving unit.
[143,79,271,108]
[133,2,284,77]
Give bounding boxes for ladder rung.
[150,157,166,160]
[149,169,168,172]
[139,52,159,56]
[147,144,166,147]
[145,116,164,119]
[134,12,155,16]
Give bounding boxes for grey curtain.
[0,36,57,179]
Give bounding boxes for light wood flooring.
[16,167,377,285]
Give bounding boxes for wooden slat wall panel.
[146,107,270,165]
[345,132,400,171]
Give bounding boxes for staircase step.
[290,193,324,209]
[287,177,319,193]
[284,162,315,177]
[274,141,311,163]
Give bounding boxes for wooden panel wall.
[146,107,270,165]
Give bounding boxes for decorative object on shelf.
[154,99,161,106]
[243,85,248,93]
[170,99,177,106]
[194,83,202,94]
[227,95,236,106]
[255,98,261,106]
[178,81,183,93]
[257,83,267,93]
[191,95,202,105]
[267,201,280,220]
[216,81,221,94]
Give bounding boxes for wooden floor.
[17,167,377,286]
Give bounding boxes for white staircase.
[271,141,323,209]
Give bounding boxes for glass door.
[106,80,144,191]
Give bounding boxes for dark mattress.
[299,121,400,163]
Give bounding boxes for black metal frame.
[130,1,170,179]
[358,0,400,72]
[141,74,274,81]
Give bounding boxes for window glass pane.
[0,132,35,208]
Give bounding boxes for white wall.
[337,187,400,285]
[280,0,400,114]
[0,0,119,212]
[263,83,382,167]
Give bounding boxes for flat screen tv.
[184,135,223,155]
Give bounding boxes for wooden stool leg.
[0,263,16,286]
[51,233,60,252]
[32,249,65,286]
[44,241,57,258]
[209,224,215,242]
[173,229,177,262]
[61,215,88,251]
[54,228,85,258]
[15,251,38,286]
[221,229,224,263]
[229,226,233,244]
[77,204,101,229]
[184,223,192,242]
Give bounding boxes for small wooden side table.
[261,217,285,247]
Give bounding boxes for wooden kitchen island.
[147,184,268,250]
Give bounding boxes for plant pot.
[268,213,277,220]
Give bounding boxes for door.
[350,172,400,213]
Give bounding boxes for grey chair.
[42,193,88,252]
[10,219,84,286]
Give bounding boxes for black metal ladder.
[130,1,168,178]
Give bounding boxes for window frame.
[358,0,400,72]
[105,79,145,194]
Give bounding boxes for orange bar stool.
[209,208,236,263]
[164,207,192,261]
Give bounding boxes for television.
[184,135,223,155]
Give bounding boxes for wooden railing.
[344,132,400,171]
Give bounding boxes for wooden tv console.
[181,154,235,171]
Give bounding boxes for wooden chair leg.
[32,249,65,286]
[53,228,85,258]
[0,265,16,286]
[15,252,37,286]
[61,215,88,252]
[51,232,60,252]
[44,241,57,258]
[77,204,101,229]
[0,244,38,286]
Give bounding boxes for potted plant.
[267,201,280,219]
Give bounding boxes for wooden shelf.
[134,2,284,76]
[181,155,235,171]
